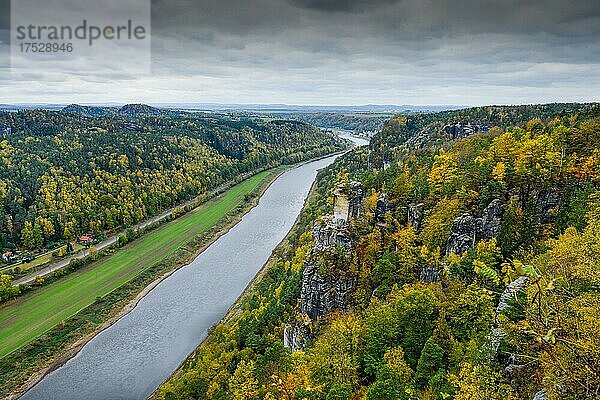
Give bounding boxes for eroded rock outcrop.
[301,261,356,320]
[300,215,356,320]
[419,265,441,284]
[405,122,489,150]
[532,389,548,400]
[446,213,477,256]
[286,183,364,351]
[483,276,529,360]
[375,193,388,226]
[333,181,366,224]
[446,199,505,256]
[497,276,529,313]
[478,199,504,240]
[443,122,490,139]
[405,129,431,149]
[283,320,311,352]
[407,203,425,231]
[311,215,354,253]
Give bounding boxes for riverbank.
[1,167,286,400]
[150,157,326,399]
[11,165,276,287]
[2,148,351,400]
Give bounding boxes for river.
[21,134,368,400]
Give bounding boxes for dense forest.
[0,106,344,251]
[288,112,390,133]
[156,103,600,400]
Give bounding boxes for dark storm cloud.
[1,0,599,104]
[288,0,600,37]
[0,0,9,43]
[151,0,600,37]
[288,0,397,12]
[147,0,600,75]
[0,0,9,70]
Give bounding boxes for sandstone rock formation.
[407,202,425,231]
[285,182,364,351]
[333,181,366,225]
[443,122,490,139]
[375,193,388,226]
[404,129,431,149]
[300,261,356,320]
[311,215,354,253]
[283,320,310,352]
[446,213,477,256]
[478,199,504,240]
[483,276,529,360]
[497,276,529,313]
[419,265,441,284]
[300,214,356,320]
[446,199,505,256]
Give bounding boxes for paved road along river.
[21,135,368,400]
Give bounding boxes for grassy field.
[0,170,272,359]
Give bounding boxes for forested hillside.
[0,107,344,250]
[156,103,600,400]
[288,112,389,133]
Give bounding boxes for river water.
[21,135,367,400]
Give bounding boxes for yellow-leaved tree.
[514,195,600,398]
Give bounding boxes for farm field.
[0,170,274,359]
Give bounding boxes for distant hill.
[288,112,389,132]
[62,104,111,117]
[118,104,163,117]
[156,103,464,113]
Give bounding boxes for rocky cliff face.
[408,203,425,231]
[283,320,310,352]
[443,122,490,139]
[419,266,441,284]
[285,182,366,351]
[446,199,505,256]
[333,181,366,225]
[375,194,388,227]
[446,213,478,256]
[311,215,354,253]
[496,276,529,313]
[483,276,529,360]
[301,186,362,320]
[402,122,490,150]
[300,260,356,320]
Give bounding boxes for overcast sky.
[0,0,599,105]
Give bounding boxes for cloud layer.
[0,0,599,105]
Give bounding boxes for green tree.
[415,339,445,388]
[21,221,43,249]
[308,314,363,396]
[229,360,259,400]
[513,212,600,398]
[0,274,19,301]
[420,198,462,252]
